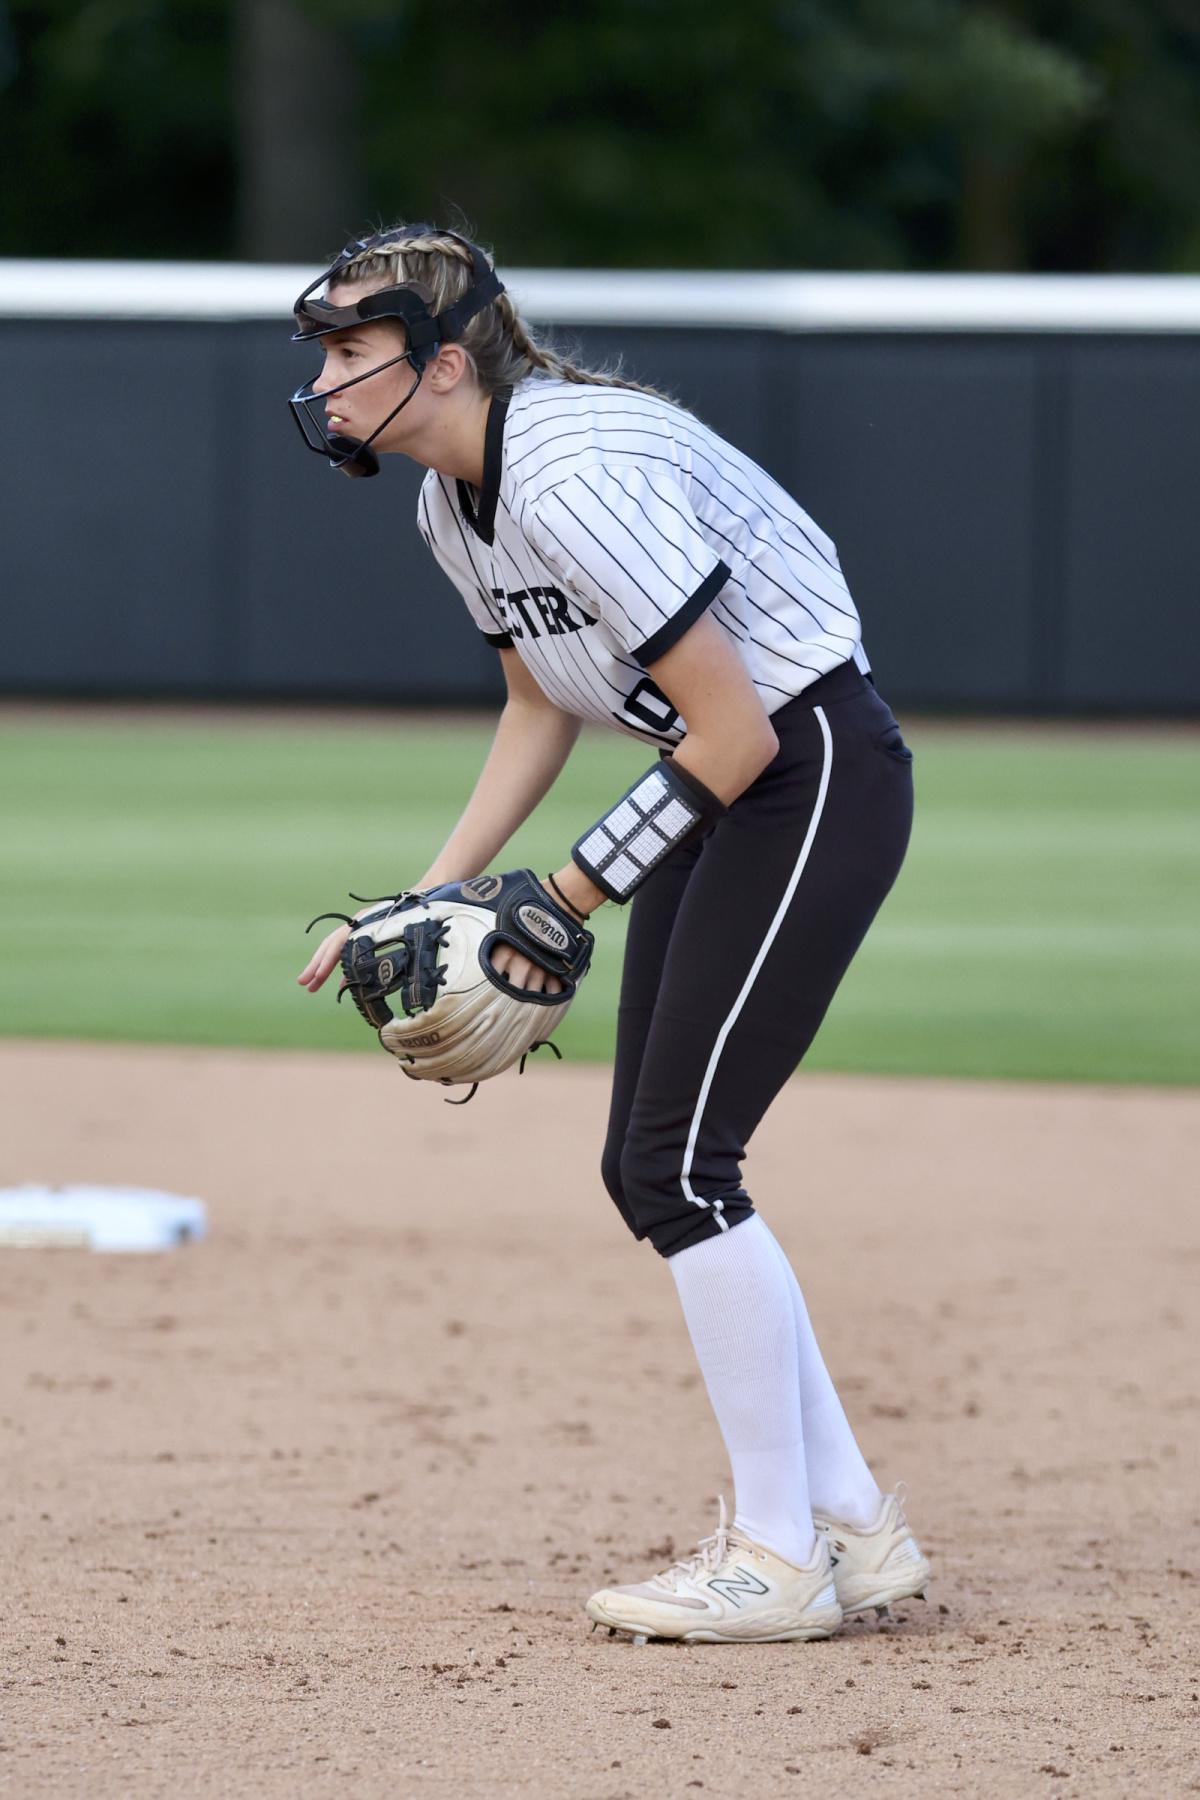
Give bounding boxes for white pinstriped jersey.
[416,375,868,748]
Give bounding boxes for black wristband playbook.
[571,758,727,903]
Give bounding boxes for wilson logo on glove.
[462,874,503,902]
[516,905,571,953]
[310,870,594,1104]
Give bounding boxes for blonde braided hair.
[331,225,681,408]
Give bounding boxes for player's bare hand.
[489,942,563,995]
[298,924,351,992]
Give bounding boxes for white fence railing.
[3,260,1200,332]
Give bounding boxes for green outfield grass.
[2,712,1197,1084]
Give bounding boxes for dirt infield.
[1,1042,1196,1799]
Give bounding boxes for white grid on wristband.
[575,768,703,897]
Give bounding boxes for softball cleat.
[813,1491,931,1617]
[585,1498,843,1644]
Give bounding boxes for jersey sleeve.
[525,465,731,666]
[416,475,513,648]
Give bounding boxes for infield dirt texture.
[2,1041,1197,1798]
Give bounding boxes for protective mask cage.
[287,224,505,478]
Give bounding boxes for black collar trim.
[457,386,511,544]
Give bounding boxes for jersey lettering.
[528,588,558,636]
[492,585,593,642]
[542,586,585,636]
[511,590,543,639]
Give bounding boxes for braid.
[335,229,476,290]
[332,221,685,411]
[341,234,474,275]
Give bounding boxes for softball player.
[294,224,930,1644]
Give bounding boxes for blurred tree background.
[2,0,1199,270]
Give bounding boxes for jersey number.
[618,677,681,738]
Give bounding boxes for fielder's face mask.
[288,224,504,478]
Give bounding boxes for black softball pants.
[600,661,914,1258]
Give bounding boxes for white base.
[0,1185,208,1252]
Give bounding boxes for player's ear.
[427,343,473,393]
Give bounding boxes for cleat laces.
[645,1498,743,1594]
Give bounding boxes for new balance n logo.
[706,1565,770,1608]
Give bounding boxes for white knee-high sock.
[668,1213,816,1566]
[757,1219,883,1527]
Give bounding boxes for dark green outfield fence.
[3,264,1198,714]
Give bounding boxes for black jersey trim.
[483,629,514,648]
[634,560,731,667]
[457,386,511,545]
